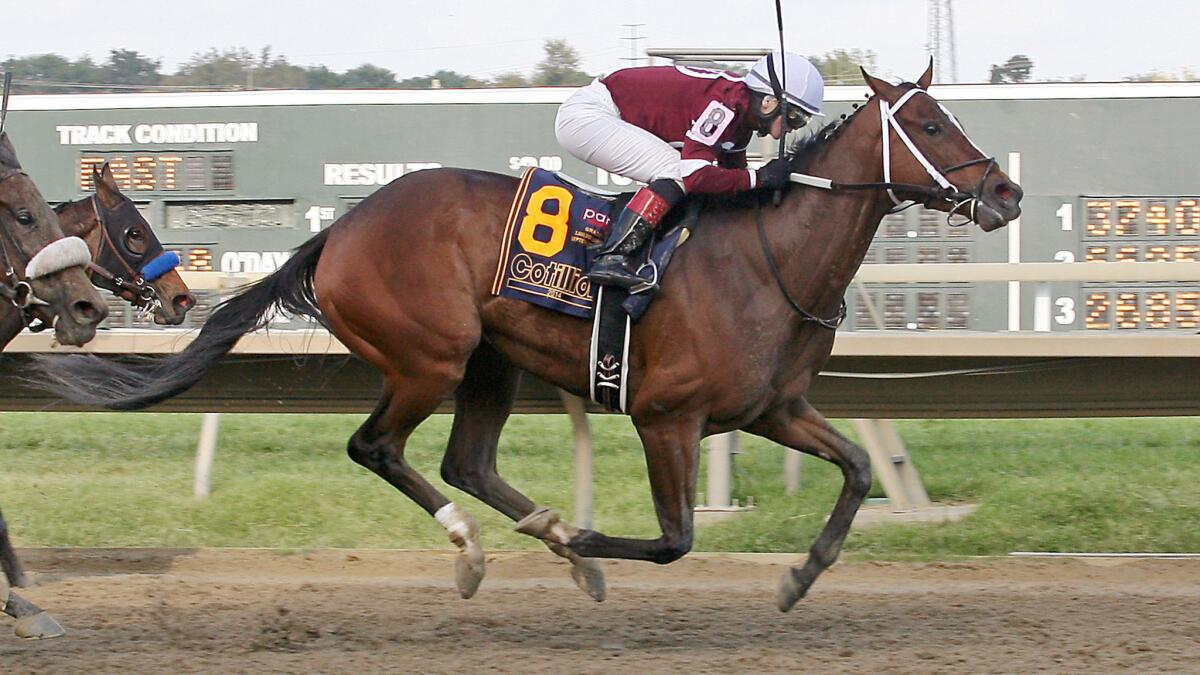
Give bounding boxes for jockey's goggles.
[782,106,811,131]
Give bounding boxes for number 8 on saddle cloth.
[490,167,695,322]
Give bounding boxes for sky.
[5,0,1198,84]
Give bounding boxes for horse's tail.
[29,229,332,410]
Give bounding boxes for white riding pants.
[554,79,683,188]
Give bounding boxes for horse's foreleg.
[348,376,486,599]
[554,418,703,564]
[0,508,29,587]
[3,591,65,639]
[747,399,872,612]
[440,344,605,601]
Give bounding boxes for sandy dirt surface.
[0,548,1197,673]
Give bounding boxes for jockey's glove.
[755,159,791,191]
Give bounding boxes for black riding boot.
[587,180,683,289]
[587,207,654,289]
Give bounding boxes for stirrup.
[587,269,644,290]
[587,257,643,289]
[629,260,660,295]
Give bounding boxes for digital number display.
[853,289,971,330]
[1085,290,1199,330]
[182,247,214,272]
[79,152,234,192]
[164,201,292,229]
[1085,197,1200,247]
[1081,197,1199,331]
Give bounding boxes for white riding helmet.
[746,51,825,117]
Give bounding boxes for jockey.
[555,51,825,289]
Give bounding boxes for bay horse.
[0,164,193,638]
[31,65,1022,610]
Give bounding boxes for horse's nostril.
[994,182,1016,202]
[174,293,196,312]
[72,300,104,323]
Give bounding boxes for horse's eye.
[15,210,33,225]
[923,122,942,136]
[124,227,148,255]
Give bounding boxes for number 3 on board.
[517,185,573,257]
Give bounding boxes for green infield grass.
[0,412,1196,558]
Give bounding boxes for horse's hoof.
[452,522,486,600]
[14,611,65,639]
[514,507,559,541]
[545,542,605,602]
[776,568,808,612]
[437,503,486,599]
[569,557,606,602]
[515,508,581,547]
[454,547,486,599]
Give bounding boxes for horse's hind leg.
[439,343,605,601]
[347,375,486,598]
[746,398,872,612]
[0,508,29,587]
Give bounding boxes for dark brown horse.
[32,66,1021,610]
[0,133,106,346]
[0,163,193,638]
[0,132,111,636]
[53,164,195,326]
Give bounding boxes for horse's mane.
[785,94,876,174]
[695,95,878,213]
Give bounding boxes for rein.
[754,201,846,329]
[762,86,996,329]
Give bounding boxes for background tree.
[532,39,591,86]
[247,47,308,89]
[101,49,162,88]
[1124,67,1197,82]
[170,48,257,88]
[1,53,102,93]
[340,64,398,88]
[490,71,529,88]
[302,65,344,89]
[810,49,877,85]
[397,69,486,89]
[989,54,1034,83]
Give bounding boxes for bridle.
[84,193,179,317]
[759,85,999,330]
[786,86,999,221]
[876,87,997,225]
[0,170,92,329]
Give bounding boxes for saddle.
[490,168,702,412]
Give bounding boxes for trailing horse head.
[858,61,1023,231]
[80,163,194,325]
[0,132,106,345]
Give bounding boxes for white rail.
[173,261,1200,291]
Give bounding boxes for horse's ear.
[95,162,121,206]
[860,68,893,97]
[917,57,934,90]
[0,132,21,170]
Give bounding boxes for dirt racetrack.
[1,548,1197,673]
